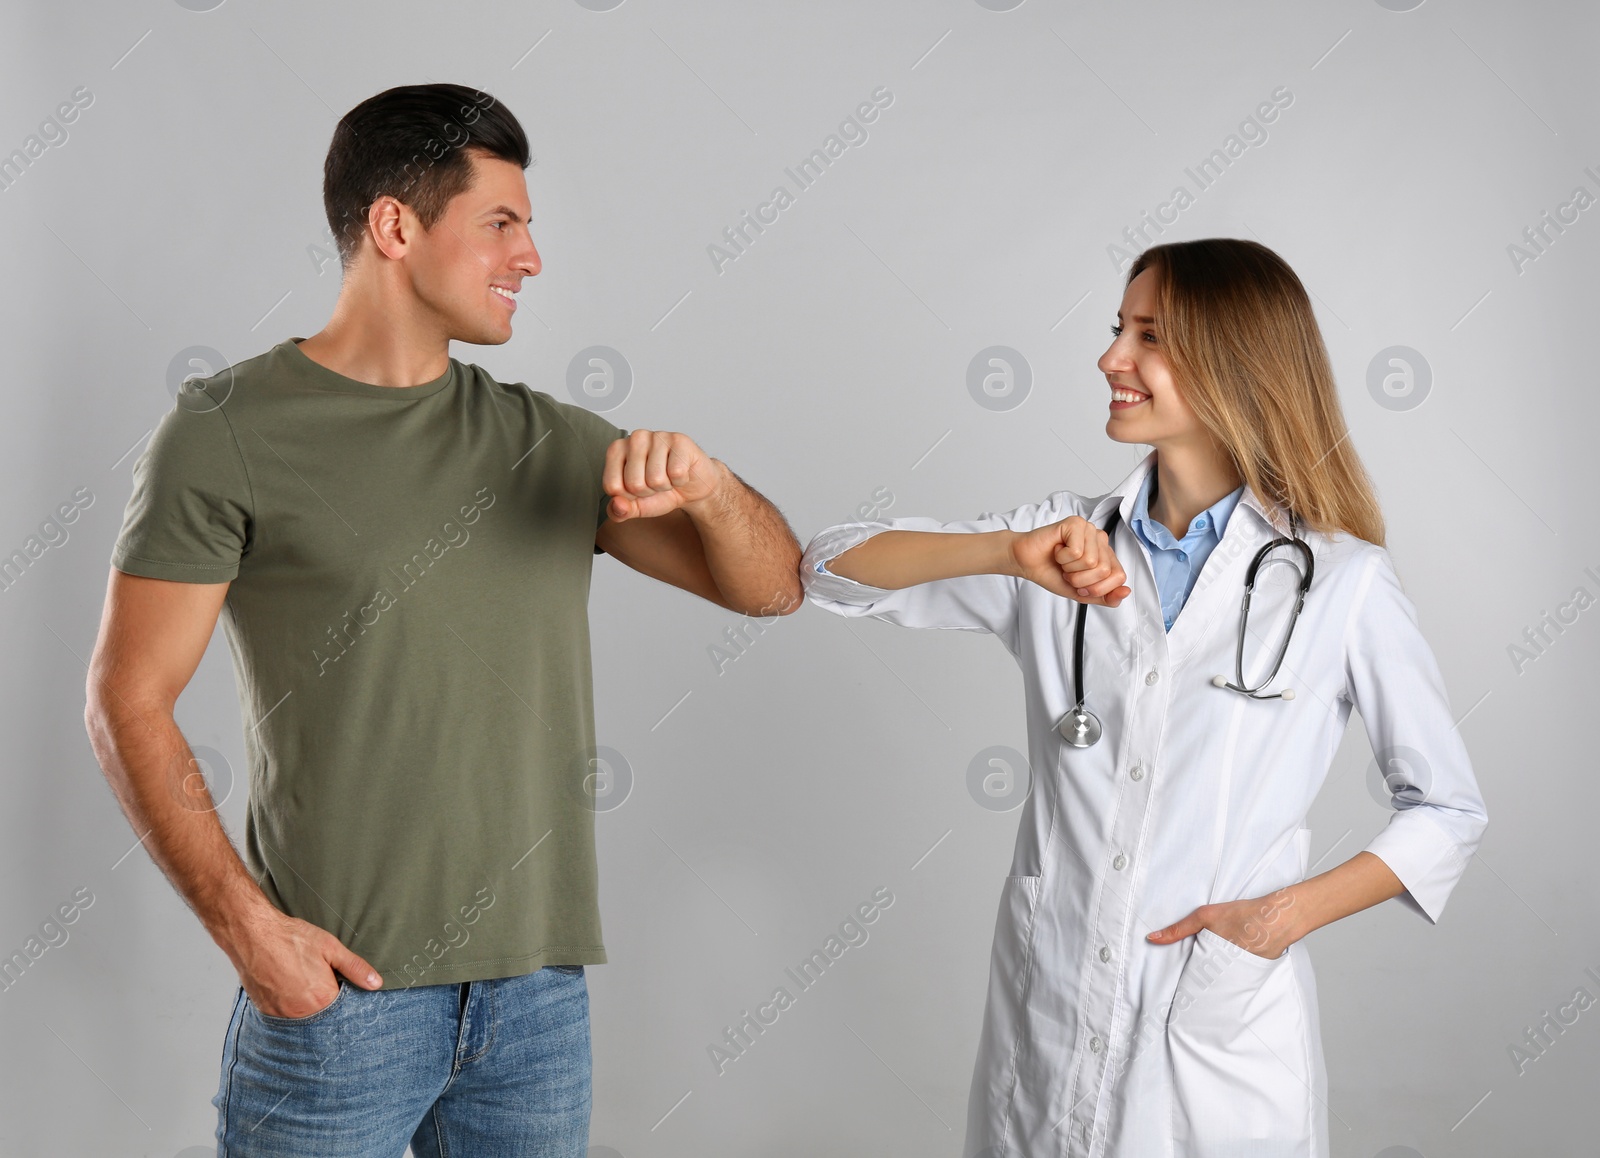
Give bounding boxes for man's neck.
[296,287,451,389]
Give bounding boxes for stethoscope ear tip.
[1211,673,1296,699]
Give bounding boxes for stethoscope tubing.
[1055,504,1314,745]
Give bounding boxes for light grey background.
[2,0,1596,1155]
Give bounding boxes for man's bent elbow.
[737,579,804,619]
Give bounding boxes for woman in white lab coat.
[800,238,1488,1158]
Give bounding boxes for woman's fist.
[1010,516,1131,606]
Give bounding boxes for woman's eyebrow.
[1115,311,1158,324]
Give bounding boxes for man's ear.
[368,196,413,261]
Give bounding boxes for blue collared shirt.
[1128,471,1245,632]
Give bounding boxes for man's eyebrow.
[1115,311,1158,323]
[482,204,528,223]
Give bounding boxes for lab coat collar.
[1092,449,1294,539]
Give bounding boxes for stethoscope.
[1053,504,1316,748]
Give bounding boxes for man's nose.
[515,228,541,277]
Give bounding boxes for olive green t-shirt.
[110,337,627,988]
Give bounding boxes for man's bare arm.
[83,568,382,1017]
[595,433,803,616]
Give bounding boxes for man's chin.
[453,321,514,347]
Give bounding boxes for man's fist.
[1010,515,1130,606]
[603,430,721,520]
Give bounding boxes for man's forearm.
[824,529,1019,590]
[85,701,274,968]
[681,459,803,615]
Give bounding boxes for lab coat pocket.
[973,874,1043,1113]
[1167,928,1314,1155]
[990,875,1042,1019]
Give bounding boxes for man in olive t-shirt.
[84,83,802,1154]
[110,336,634,988]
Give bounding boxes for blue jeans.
[212,965,591,1156]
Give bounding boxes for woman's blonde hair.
[1127,239,1385,547]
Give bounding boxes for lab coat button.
[1129,765,1144,781]
[1099,945,1111,962]
[1112,853,1127,870]
[1089,1035,1103,1053]
[1145,669,1160,685]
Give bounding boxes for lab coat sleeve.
[800,499,1055,657]
[1343,547,1489,924]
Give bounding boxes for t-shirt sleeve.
[554,404,628,555]
[596,425,629,534]
[109,393,253,583]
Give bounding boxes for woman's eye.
[1142,331,1157,343]
[1109,323,1122,337]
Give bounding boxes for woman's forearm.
[823,529,1019,590]
[1287,850,1407,942]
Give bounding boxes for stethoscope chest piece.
[1055,706,1103,748]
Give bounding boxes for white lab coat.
[800,449,1488,1158]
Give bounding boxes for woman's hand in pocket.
[1147,888,1303,961]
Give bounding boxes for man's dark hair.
[323,83,531,270]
